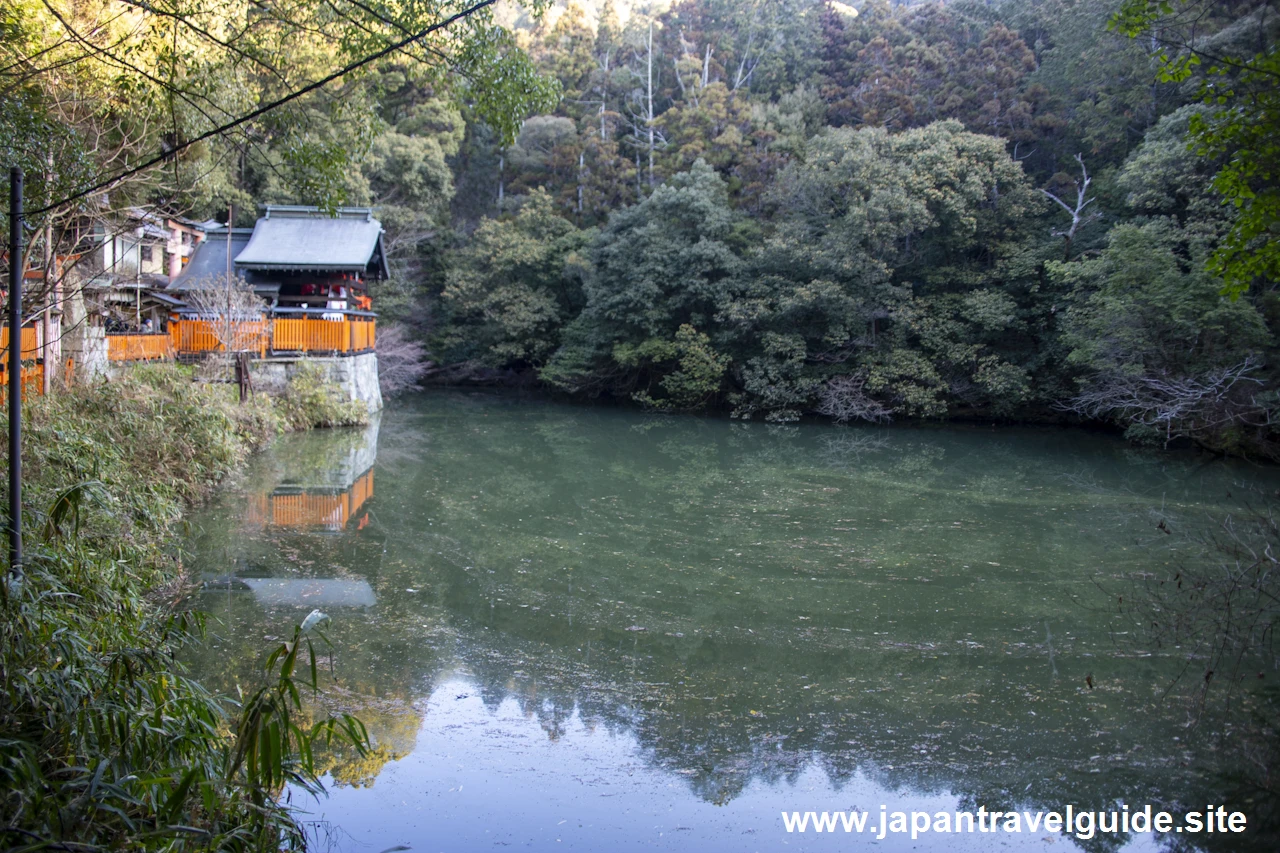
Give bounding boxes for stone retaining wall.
[64,326,109,382]
[249,352,383,414]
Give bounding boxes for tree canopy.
[1,0,559,225]
[411,0,1278,456]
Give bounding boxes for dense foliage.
[0,366,368,849]
[409,0,1279,458]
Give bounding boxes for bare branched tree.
[1040,153,1102,261]
[817,373,892,423]
[1060,356,1276,449]
[178,275,268,385]
[374,322,429,397]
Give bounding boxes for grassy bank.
[1,363,368,851]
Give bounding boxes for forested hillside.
[401,0,1278,458]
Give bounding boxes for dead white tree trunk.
[577,149,585,217]
[732,5,760,91]
[646,22,656,189]
[497,149,505,211]
[1040,153,1101,261]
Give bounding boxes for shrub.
[276,361,370,430]
[376,322,430,397]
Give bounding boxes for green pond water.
[184,391,1278,852]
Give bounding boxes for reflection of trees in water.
[184,392,1280,829]
[439,609,1206,819]
[819,429,892,467]
[310,688,426,788]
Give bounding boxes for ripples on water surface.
[185,391,1280,851]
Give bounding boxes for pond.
[184,391,1278,851]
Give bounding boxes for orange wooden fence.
[0,327,40,359]
[1,317,376,395]
[107,333,176,362]
[1,326,45,399]
[171,319,223,353]
[350,318,376,352]
[272,317,348,353]
[170,319,268,356]
[169,316,376,356]
[265,316,377,354]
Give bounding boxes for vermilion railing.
[350,318,376,352]
[272,317,348,352]
[350,467,374,514]
[169,320,268,356]
[169,315,376,356]
[1,326,45,399]
[268,492,349,530]
[268,316,376,354]
[107,333,176,362]
[170,319,221,353]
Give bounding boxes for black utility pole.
[8,167,23,576]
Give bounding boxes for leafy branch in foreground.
[229,611,370,810]
[0,544,367,851]
[2,0,561,261]
[1110,0,1280,297]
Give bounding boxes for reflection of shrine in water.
[246,417,378,533]
[200,417,382,609]
[246,467,374,532]
[190,414,429,788]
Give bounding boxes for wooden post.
[8,167,23,576]
[41,217,51,394]
[235,351,251,402]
